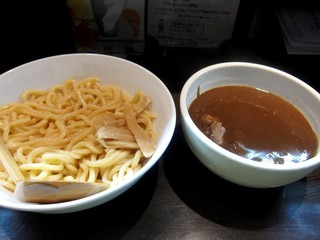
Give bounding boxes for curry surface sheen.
[189,85,318,164]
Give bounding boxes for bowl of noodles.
[0,53,176,213]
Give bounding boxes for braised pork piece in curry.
[188,85,318,164]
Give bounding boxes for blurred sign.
[67,0,145,56]
[67,0,240,55]
[147,0,240,49]
[276,8,320,55]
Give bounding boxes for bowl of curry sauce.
[180,62,320,188]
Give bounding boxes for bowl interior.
[0,53,176,213]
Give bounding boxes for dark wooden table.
[1,45,320,239]
[1,2,320,238]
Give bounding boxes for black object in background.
[0,1,75,74]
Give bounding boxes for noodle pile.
[0,77,156,192]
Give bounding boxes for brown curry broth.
[188,85,318,164]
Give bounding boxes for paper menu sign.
[276,8,320,55]
[147,0,240,49]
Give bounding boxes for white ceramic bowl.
[0,53,176,213]
[180,62,320,188]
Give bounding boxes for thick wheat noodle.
[0,77,156,192]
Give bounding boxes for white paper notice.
[147,0,240,48]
